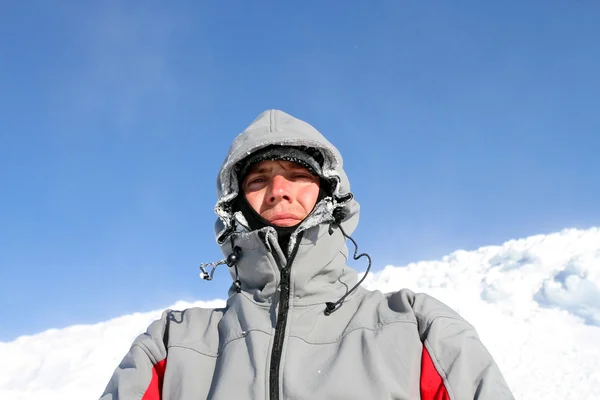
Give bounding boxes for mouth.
[267,213,302,226]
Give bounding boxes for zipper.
[269,232,303,400]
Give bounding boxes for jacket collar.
[222,223,358,306]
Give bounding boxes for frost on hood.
[213,110,355,248]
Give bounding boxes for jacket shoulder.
[377,288,467,328]
[162,305,227,356]
[408,292,475,338]
[390,290,479,343]
[401,291,515,399]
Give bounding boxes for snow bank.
[363,227,600,399]
[0,300,226,400]
[2,228,600,399]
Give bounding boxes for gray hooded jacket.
[100,110,514,400]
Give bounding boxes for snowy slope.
[1,227,599,400]
[363,227,600,400]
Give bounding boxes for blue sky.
[1,1,599,341]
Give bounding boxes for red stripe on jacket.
[420,346,450,400]
[141,359,167,400]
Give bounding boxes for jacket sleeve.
[99,310,170,400]
[412,293,514,400]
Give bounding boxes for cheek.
[244,192,263,213]
[297,184,321,210]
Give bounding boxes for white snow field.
[1,227,599,400]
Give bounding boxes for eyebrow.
[248,164,306,175]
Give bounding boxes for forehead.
[247,159,308,174]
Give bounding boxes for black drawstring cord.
[199,234,243,294]
[324,209,372,316]
[228,236,243,293]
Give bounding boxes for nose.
[266,174,294,205]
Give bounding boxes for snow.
[2,227,600,400]
[363,227,600,399]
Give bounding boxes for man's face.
[242,160,321,227]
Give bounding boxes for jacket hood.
[214,109,358,246]
[212,110,361,304]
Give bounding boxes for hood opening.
[231,180,332,254]
[214,110,356,246]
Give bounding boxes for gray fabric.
[100,110,514,400]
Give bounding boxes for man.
[101,110,514,399]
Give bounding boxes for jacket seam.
[423,339,456,400]
[168,329,272,357]
[167,344,218,358]
[289,319,417,345]
[220,329,271,353]
[425,314,475,331]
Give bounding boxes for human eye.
[245,175,267,188]
[293,172,315,181]
[248,177,265,184]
